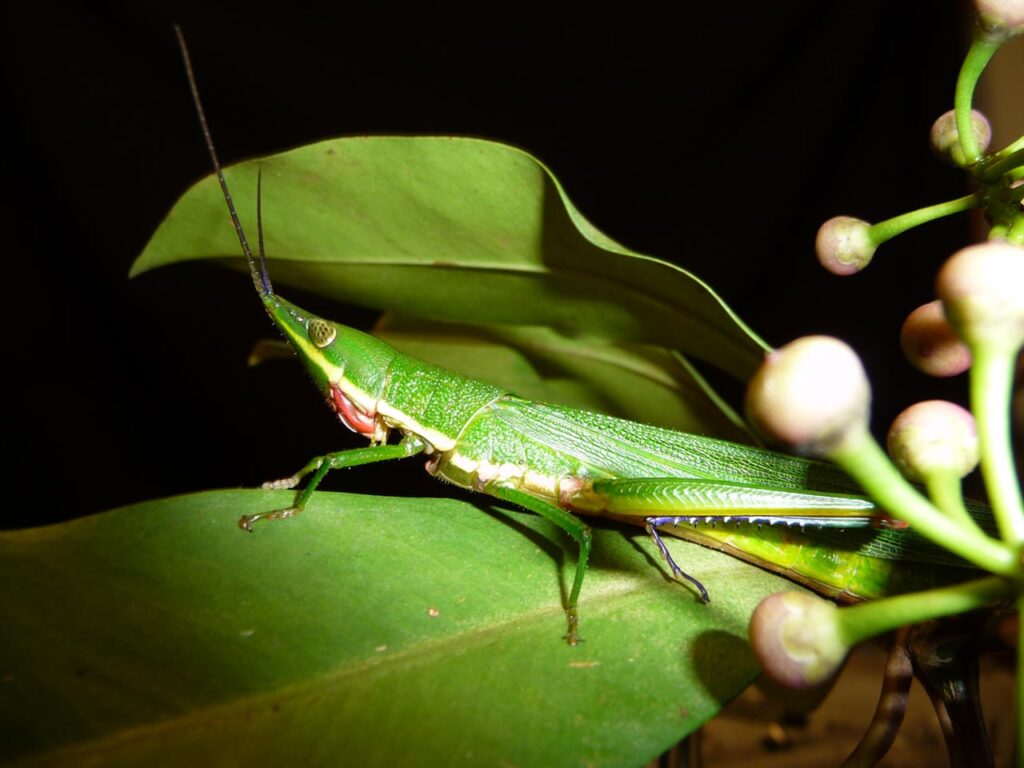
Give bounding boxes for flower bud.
[975,0,1024,38]
[900,300,972,377]
[936,241,1024,352]
[887,400,979,482]
[749,592,849,688]
[929,109,992,167]
[815,216,876,275]
[745,336,870,456]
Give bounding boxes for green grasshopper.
[174,29,981,645]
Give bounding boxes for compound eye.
[307,318,337,349]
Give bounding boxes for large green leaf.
[131,137,768,380]
[1,490,797,767]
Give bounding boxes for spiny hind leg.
[240,439,425,531]
[559,476,715,603]
[565,476,875,603]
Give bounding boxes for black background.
[4,2,986,527]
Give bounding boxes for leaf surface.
[0,490,795,767]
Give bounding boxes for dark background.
[4,2,986,527]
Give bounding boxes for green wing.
[490,397,992,573]
[489,397,862,492]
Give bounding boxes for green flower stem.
[924,471,987,537]
[867,194,979,245]
[835,575,1015,647]
[1010,185,1024,203]
[831,428,1016,575]
[955,35,1002,166]
[980,146,1024,182]
[1006,214,1024,245]
[996,134,1024,158]
[971,345,1024,541]
[989,223,1010,240]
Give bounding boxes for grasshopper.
[174,29,982,645]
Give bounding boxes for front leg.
[240,437,425,530]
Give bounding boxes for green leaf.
[132,137,768,380]
[1,490,796,766]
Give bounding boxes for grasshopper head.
[261,293,397,438]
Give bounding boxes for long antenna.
[173,24,274,296]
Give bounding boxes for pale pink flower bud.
[815,216,876,276]
[745,336,870,456]
[936,242,1024,352]
[975,0,1024,38]
[929,109,992,167]
[900,300,972,377]
[887,400,979,481]
[749,592,849,688]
